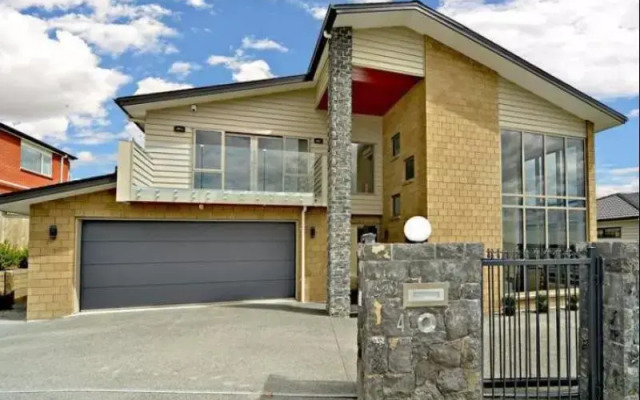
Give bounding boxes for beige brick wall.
[424,37,502,250]
[6,269,28,302]
[27,189,331,320]
[381,81,427,243]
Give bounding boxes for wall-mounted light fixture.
[310,227,316,239]
[49,225,58,240]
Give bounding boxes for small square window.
[391,133,400,157]
[404,156,415,181]
[392,194,401,217]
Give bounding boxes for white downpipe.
[300,206,307,303]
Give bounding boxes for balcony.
[116,141,327,207]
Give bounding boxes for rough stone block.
[393,243,435,261]
[388,337,413,373]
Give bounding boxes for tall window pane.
[195,131,222,170]
[501,130,522,194]
[545,136,565,197]
[502,208,523,251]
[21,145,41,173]
[548,209,567,250]
[525,209,545,251]
[566,139,585,197]
[351,143,374,194]
[569,210,586,246]
[258,137,284,192]
[524,133,544,196]
[225,135,251,191]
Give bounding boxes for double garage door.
[80,221,296,310]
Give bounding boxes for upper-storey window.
[21,141,52,177]
[193,131,310,192]
[351,143,374,194]
[501,130,587,251]
[391,133,400,157]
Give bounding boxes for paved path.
[0,301,357,400]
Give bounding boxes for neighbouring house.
[597,192,639,241]
[0,2,627,320]
[0,122,76,247]
[0,122,75,194]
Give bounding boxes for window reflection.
[351,143,375,194]
[501,130,522,194]
[524,133,544,196]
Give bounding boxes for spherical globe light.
[404,216,432,243]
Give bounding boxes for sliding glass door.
[225,134,252,191]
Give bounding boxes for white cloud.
[287,0,390,20]
[134,77,193,95]
[183,0,211,9]
[438,0,639,99]
[597,166,640,197]
[168,61,201,79]
[76,150,95,162]
[627,108,639,119]
[241,36,288,52]
[0,5,129,143]
[74,150,118,169]
[207,50,274,82]
[6,0,177,55]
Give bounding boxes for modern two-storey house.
[0,2,627,320]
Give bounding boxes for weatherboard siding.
[352,27,425,77]
[498,78,586,137]
[142,91,383,215]
[597,219,640,241]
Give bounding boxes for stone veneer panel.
[326,26,353,318]
[358,242,484,399]
[598,241,639,400]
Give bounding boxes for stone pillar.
[599,241,639,400]
[357,242,484,399]
[326,26,353,318]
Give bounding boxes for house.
[597,192,639,241]
[0,122,75,193]
[0,122,76,247]
[0,1,627,320]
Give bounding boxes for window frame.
[391,133,401,158]
[351,142,376,195]
[500,129,588,250]
[20,141,53,178]
[597,227,621,239]
[192,130,310,191]
[391,193,401,217]
[404,155,415,181]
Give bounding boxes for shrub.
[0,242,28,271]
[502,296,516,316]
[536,294,549,313]
[568,294,579,311]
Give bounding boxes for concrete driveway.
[0,301,357,400]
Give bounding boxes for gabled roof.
[597,192,640,221]
[0,173,116,215]
[115,1,627,133]
[0,122,77,160]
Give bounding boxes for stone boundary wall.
[357,242,483,399]
[597,241,639,400]
[0,269,28,301]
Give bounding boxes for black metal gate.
[482,247,603,399]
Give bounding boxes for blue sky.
[0,0,638,196]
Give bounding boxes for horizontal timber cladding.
[352,27,425,77]
[80,220,296,310]
[498,78,586,137]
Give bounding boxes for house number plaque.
[403,282,449,308]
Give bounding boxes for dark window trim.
[391,133,401,158]
[392,193,401,217]
[597,227,622,239]
[404,155,415,181]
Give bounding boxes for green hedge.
[0,242,28,271]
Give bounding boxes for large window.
[351,143,375,194]
[501,130,587,251]
[21,142,52,177]
[193,131,310,192]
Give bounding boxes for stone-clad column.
[326,27,353,318]
[598,241,639,400]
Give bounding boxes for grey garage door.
[80,221,295,310]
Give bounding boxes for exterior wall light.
[404,216,432,243]
[49,225,58,240]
